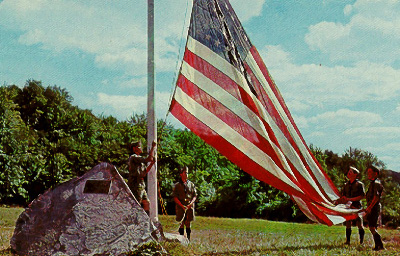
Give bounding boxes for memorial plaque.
[83,180,111,194]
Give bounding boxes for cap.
[130,141,142,148]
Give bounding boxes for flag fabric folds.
[169,0,361,226]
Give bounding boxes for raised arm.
[145,140,157,162]
[145,158,155,174]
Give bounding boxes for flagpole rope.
[157,179,168,215]
[164,0,191,122]
[156,0,191,216]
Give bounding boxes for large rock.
[11,162,158,256]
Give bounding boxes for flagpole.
[147,0,158,222]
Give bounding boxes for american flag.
[169,0,361,225]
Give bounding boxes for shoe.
[372,233,384,251]
[373,246,384,251]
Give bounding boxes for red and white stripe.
[170,35,361,225]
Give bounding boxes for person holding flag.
[365,165,385,251]
[336,167,365,245]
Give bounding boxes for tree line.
[1,80,399,227]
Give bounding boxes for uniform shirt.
[127,154,148,190]
[173,180,197,206]
[366,179,383,206]
[342,179,365,209]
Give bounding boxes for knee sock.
[359,228,364,244]
[345,228,351,244]
[186,228,191,240]
[178,227,184,236]
[373,233,384,250]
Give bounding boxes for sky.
[0,0,399,171]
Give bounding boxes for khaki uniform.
[366,179,383,227]
[342,179,365,209]
[342,179,365,228]
[127,154,148,203]
[173,180,197,222]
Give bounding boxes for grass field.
[1,207,399,255]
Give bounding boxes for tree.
[0,86,31,203]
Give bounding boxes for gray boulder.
[11,162,158,256]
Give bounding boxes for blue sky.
[1,0,399,171]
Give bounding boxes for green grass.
[1,207,399,255]
[0,206,24,254]
[159,215,400,255]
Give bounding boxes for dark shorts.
[345,216,362,226]
[367,204,381,228]
[350,201,362,209]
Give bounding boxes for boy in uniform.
[127,140,156,216]
[365,165,384,251]
[172,166,197,241]
[337,167,365,245]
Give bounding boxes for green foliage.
[380,175,400,228]
[0,86,31,204]
[0,81,138,204]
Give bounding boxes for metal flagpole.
[147,0,158,222]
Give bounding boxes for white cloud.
[309,109,382,129]
[343,4,353,16]
[0,0,189,77]
[396,104,400,112]
[379,156,400,171]
[364,142,400,171]
[308,131,326,138]
[377,143,400,152]
[96,91,171,121]
[298,110,398,171]
[291,114,309,129]
[302,125,400,171]
[97,92,144,112]
[287,100,311,113]
[119,77,147,89]
[1,0,147,52]
[305,0,400,64]
[95,48,147,75]
[231,0,266,21]
[0,0,268,86]
[343,126,400,139]
[262,45,292,69]
[305,21,350,53]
